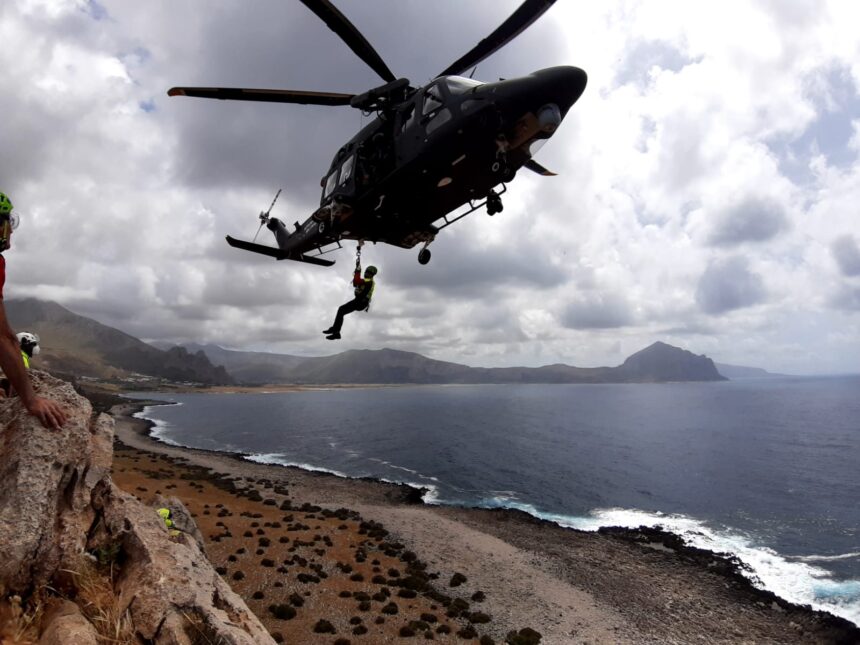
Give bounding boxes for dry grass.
[0,589,42,645]
[58,557,134,644]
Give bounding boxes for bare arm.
[0,303,67,429]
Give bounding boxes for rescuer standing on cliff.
[0,191,67,429]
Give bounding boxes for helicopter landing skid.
[433,183,508,232]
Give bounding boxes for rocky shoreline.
[110,396,859,644]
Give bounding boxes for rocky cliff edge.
[0,370,274,644]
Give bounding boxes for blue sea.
[128,376,860,626]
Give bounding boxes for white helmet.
[16,332,40,357]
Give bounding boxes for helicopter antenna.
[468,65,478,79]
[253,188,281,243]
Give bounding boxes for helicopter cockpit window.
[422,84,444,115]
[339,154,355,185]
[445,76,484,95]
[425,108,451,135]
[324,170,338,198]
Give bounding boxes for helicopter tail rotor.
[252,189,282,242]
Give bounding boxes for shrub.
[449,572,467,587]
[382,602,399,615]
[313,619,336,634]
[457,626,478,639]
[289,593,304,607]
[268,604,296,620]
[505,627,542,645]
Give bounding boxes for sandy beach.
[110,400,860,644]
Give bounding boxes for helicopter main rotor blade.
[298,0,396,83]
[437,0,557,78]
[167,86,354,106]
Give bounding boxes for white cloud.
[1,0,859,374]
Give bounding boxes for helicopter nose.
[533,66,587,112]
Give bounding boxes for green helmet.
[364,265,378,276]
[0,192,13,216]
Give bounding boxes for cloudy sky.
[1,0,859,374]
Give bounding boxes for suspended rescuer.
[0,191,67,429]
[323,251,377,340]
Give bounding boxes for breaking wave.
[468,501,860,626]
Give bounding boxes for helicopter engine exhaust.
[537,103,562,134]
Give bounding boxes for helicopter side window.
[339,154,355,185]
[425,108,452,135]
[422,84,444,115]
[460,98,485,114]
[324,170,338,198]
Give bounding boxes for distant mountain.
[180,343,308,384]
[715,363,781,378]
[6,298,725,387]
[5,299,233,385]
[619,342,727,382]
[184,341,725,385]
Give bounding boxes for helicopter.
[168,0,587,267]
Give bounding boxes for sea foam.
[471,502,860,626]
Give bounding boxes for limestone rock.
[0,370,274,644]
[91,480,274,644]
[153,493,208,554]
[0,370,113,593]
[38,600,99,645]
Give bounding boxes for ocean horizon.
[128,376,860,627]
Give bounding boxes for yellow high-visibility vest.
[21,351,29,369]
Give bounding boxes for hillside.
[180,343,308,384]
[715,363,782,378]
[4,298,727,386]
[186,342,725,385]
[5,299,233,385]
